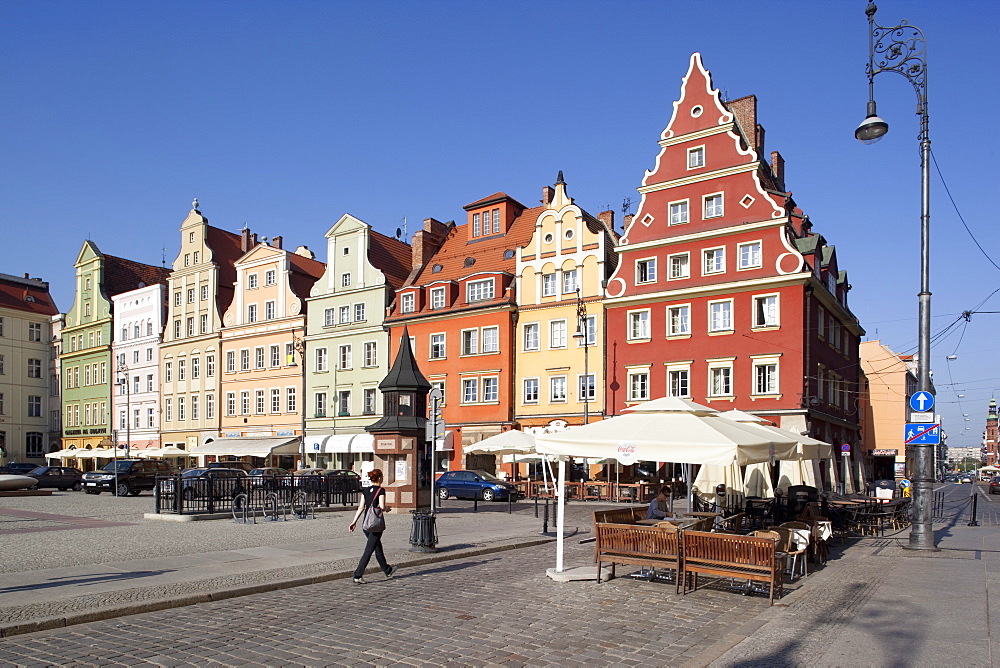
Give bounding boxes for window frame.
[668,252,690,280]
[635,257,657,284]
[702,247,726,275]
[737,240,763,270]
[708,299,734,333]
[687,145,705,169]
[752,293,780,328]
[627,309,650,341]
[703,192,724,219]
[667,304,691,337]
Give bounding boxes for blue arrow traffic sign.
[905,423,941,445]
[909,391,935,412]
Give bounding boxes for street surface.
[0,483,997,666]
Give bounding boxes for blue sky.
[2,1,997,449]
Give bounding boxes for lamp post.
[116,360,131,459]
[855,0,934,550]
[287,332,308,469]
[573,289,590,425]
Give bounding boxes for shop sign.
[871,449,898,457]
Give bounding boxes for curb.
[0,536,554,638]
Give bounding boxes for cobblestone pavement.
[0,511,793,667]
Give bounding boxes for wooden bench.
[592,506,648,525]
[594,522,682,592]
[680,530,783,605]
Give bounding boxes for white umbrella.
[744,462,774,498]
[463,430,536,455]
[692,462,742,505]
[719,410,832,461]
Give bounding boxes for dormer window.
[473,213,481,237]
[401,293,415,313]
[467,279,494,302]
[491,208,500,234]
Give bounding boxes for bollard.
[508,493,513,514]
[473,497,478,513]
[534,495,539,518]
[969,488,980,526]
[409,510,439,552]
[542,498,550,534]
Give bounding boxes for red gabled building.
[605,53,864,488]
[384,193,540,473]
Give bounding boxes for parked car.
[248,467,289,490]
[206,460,255,473]
[960,475,973,484]
[0,462,42,475]
[170,467,248,500]
[989,477,1000,494]
[82,459,175,496]
[24,466,83,491]
[435,470,521,502]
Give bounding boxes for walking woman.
[349,468,398,584]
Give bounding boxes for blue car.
[435,470,520,502]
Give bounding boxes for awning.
[435,430,454,452]
[305,435,329,454]
[319,433,374,454]
[189,437,301,458]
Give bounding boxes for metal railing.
[154,474,360,515]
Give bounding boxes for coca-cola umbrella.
[534,397,798,577]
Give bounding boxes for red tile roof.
[0,273,59,316]
[368,230,413,291]
[103,254,172,298]
[206,225,248,315]
[463,192,521,210]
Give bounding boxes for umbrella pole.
[556,457,566,572]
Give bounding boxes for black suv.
[82,459,175,496]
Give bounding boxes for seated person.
[645,485,672,520]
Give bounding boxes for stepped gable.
[368,230,413,290]
[102,254,171,297]
[0,273,59,316]
[412,194,540,286]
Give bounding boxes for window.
[206,394,215,419]
[27,358,41,378]
[523,378,539,404]
[265,270,276,286]
[462,378,478,403]
[265,301,275,320]
[184,253,190,267]
[240,391,250,415]
[187,317,195,336]
[364,388,377,415]
[165,399,172,422]
[226,351,236,373]
[247,304,257,323]
[315,348,328,372]
[271,388,281,413]
[207,355,215,377]
[636,258,656,284]
[541,274,557,297]
[342,273,351,288]
[147,407,155,427]
[460,329,478,355]
[324,308,336,327]
[187,288,195,304]
[226,393,236,416]
[549,320,567,349]
[240,349,250,371]
[550,376,567,402]
[709,300,733,332]
[147,348,153,361]
[364,341,377,367]
[467,279,494,302]
[178,359,187,380]
[173,321,181,338]
[314,392,327,417]
[754,361,779,395]
[628,310,650,340]
[704,193,724,218]
[523,323,539,351]
[28,322,42,342]
[668,253,690,280]
[482,326,499,353]
[248,274,258,289]
[26,433,43,458]
[254,347,264,369]
[628,371,649,401]
[174,292,181,307]
[164,362,172,383]
[430,287,445,310]
[201,285,209,300]
[577,315,597,346]
[430,334,446,359]
[482,377,498,402]
[255,390,265,414]
[753,295,779,327]
[200,314,208,333]
[178,397,186,421]
[354,303,365,321]
[668,369,690,398]
[492,208,500,234]
[562,269,578,294]
[338,345,352,370]
[401,293,415,313]
[667,305,690,336]
[472,213,481,237]
[193,251,199,264]
[579,374,596,402]
[703,247,725,274]
[738,241,762,269]
[191,357,200,379]
[687,146,705,169]
[28,395,42,417]
[339,305,350,324]
[147,374,154,392]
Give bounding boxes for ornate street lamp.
[287,332,308,469]
[116,360,131,459]
[856,1,934,550]
[573,289,590,425]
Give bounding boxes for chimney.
[412,217,450,268]
[623,213,635,229]
[24,273,29,279]
[271,235,283,250]
[597,210,615,231]
[770,151,785,191]
[725,94,764,155]
[541,185,554,206]
[240,228,258,252]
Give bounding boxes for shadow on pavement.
[0,570,176,594]
[403,559,496,577]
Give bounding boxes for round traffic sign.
[841,444,851,453]
[899,479,911,488]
